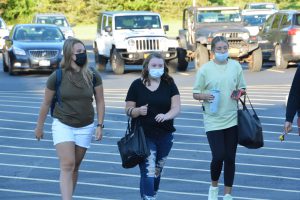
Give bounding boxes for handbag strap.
[125,108,134,135]
[239,94,258,117]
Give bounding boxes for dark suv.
[258,10,300,69]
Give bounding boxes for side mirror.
[105,26,112,33]
[163,25,169,32]
[3,36,10,41]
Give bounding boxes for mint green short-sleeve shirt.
[193,59,246,132]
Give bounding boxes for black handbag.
[238,95,264,149]
[117,115,150,169]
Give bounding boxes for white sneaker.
[223,194,233,200]
[208,186,219,200]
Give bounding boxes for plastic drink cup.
[210,89,220,113]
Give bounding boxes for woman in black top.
[285,66,300,135]
[125,53,181,200]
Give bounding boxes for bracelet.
[96,123,104,128]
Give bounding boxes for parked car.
[243,2,278,10]
[177,6,263,72]
[0,17,9,51]
[242,9,277,36]
[32,13,74,38]
[93,11,178,74]
[257,10,300,69]
[2,24,65,75]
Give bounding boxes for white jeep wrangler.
[93,11,178,74]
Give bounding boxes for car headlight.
[128,39,135,47]
[13,47,26,56]
[242,32,250,40]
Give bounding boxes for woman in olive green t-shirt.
[35,38,105,200]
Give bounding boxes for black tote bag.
[117,117,150,168]
[238,95,264,149]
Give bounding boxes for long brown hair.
[141,52,174,86]
[60,38,93,87]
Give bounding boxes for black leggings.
[206,126,238,187]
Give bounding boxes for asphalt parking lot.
[0,50,299,199]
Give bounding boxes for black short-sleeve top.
[125,78,180,137]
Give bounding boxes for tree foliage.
[0,0,297,25]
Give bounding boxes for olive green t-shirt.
[47,68,102,128]
[192,59,246,132]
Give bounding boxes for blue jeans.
[139,133,174,200]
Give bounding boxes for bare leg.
[55,142,76,200]
[211,180,218,187]
[72,145,87,192]
[224,186,232,195]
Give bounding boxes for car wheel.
[195,44,209,70]
[2,53,8,72]
[94,48,107,71]
[275,45,288,69]
[166,58,177,73]
[8,61,15,76]
[177,48,188,72]
[111,48,125,75]
[248,47,263,72]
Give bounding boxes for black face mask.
[74,52,87,67]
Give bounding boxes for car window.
[108,17,112,28]
[14,26,64,41]
[271,14,282,29]
[280,14,291,28]
[102,15,107,30]
[262,14,274,32]
[295,14,300,25]
[243,14,269,26]
[36,16,70,27]
[115,15,161,30]
[197,10,241,23]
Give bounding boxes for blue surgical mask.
[215,52,229,62]
[149,68,164,78]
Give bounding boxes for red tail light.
[288,28,299,35]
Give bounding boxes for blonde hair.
[60,38,93,87]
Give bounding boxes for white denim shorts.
[52,118,95,148]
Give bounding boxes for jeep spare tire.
[248,47,263,72]
[195,44,209,70]
[177,48,188,71]
[111,49,125,75]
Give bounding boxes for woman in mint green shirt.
[193,36,246,200]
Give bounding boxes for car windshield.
[36,16,69,27]
[197,10,242,23]
[14,26,64,41]
[243,14,269,26]
[249,4,276,9]
[115,15,161,30]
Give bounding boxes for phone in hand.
[231,90,243,100]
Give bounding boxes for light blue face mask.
[215,52,229,62]
[149,68,164,78]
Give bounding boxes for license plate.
[39,60,50,67]
[144,53,149,59]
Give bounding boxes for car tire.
[8,61,15,76]
[195,44,209,70]
[166,58,177,73]
[248,47,263,72]
[177,48,188,72]
[275,45,288,69]
[94,48,107,71]
[2,53,8,72]
[111,48,125,75]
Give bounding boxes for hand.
[95,127,103,141]
[284,121,292,134]
[155,113,168,122]
[35,127,44,141]
[205,94,215,102]
[138,104,148,116]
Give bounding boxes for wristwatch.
[96,123,104,128]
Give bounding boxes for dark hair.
[211,36,229,52]
[141,52,174,86]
